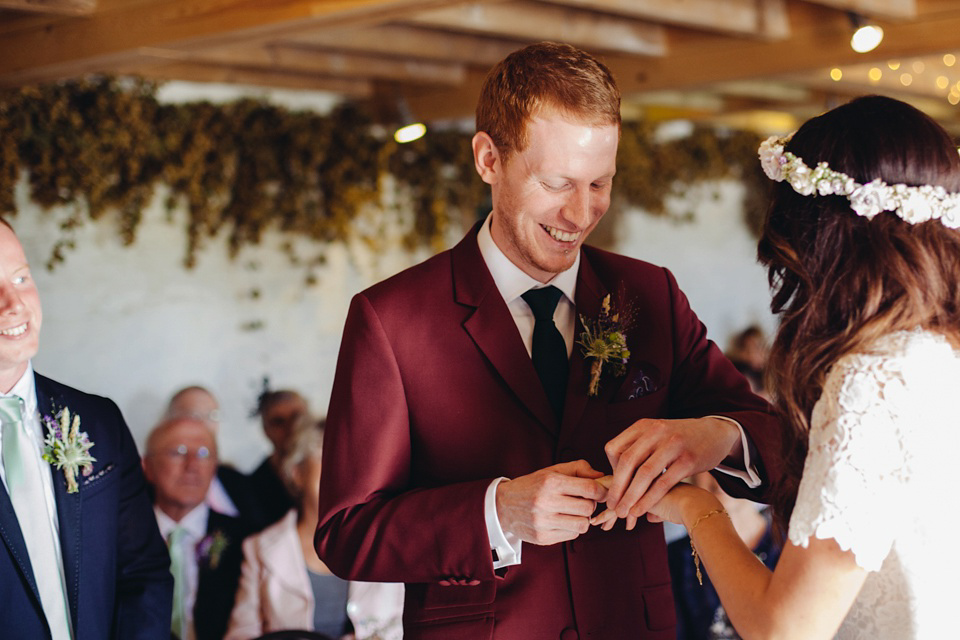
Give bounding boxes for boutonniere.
[578,293,633,396]
[196,530,230,570]
[41,407,96,494]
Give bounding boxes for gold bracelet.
[688,508,729,586]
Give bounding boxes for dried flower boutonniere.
[41,407,96,494]
[578,293,632,396]
[196,530,230,570]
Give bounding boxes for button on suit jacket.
[317,223,780,640]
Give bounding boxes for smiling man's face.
[0,223,41,392]
[484,108,619,283]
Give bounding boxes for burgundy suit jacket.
[317,224,780,640]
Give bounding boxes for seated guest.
[165,385,261,525]
[247,385,309,528]
[143,416,251,640]
[725,325,769,398]
[225,418,403,640]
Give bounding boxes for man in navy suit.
[0,218,172,639]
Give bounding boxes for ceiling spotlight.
[394,122,427,144]
[393,98,427,144]
[849,12,884,53]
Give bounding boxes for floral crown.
[758,135,960,228]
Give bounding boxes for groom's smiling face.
[0,222,42,392]
[486,108,618,283]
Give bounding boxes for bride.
[598,95,960,639]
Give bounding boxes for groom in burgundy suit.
[317,42,780,640]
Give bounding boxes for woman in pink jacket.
[226,419,404,640]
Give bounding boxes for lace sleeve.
[787,349,912,571]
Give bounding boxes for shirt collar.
[2,362,38,418]
[477,214,580,305]
[154,502,209,541]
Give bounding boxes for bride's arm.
[655,484,867,640]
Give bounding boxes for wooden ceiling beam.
[540,0,790,39]
[0,0,95,15]
[799,0,917,20]
[138,43,468,85]
[394,0,960,123]
[0,0,485,87]
[403,1,667,56]
[280,24,523,66]
[608,2,960,94]
[127,61,374,97]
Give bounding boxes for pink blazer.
[225,510,403,640]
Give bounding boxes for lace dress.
[788,329,960,639]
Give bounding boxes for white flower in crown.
[900,190,935,224]
[811,163,834,195]
[758,136,788,181]
[849,180,888,219]
[940,196,960,228]
[785,157,816,195]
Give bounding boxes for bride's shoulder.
[816,328,959,423]
[826,328,957,382]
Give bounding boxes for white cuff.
[709,415,762,489]
[484,477,522,569]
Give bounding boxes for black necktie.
[522,286,568,420]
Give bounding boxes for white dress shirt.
[206,475,239,517]
[0,362,73,639]
[476,215,760,569]
[155,503,210,640]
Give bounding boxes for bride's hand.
[646,483,706,525]
[591,477,718,531]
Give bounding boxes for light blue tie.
[168,525,188,640]
[0,396,73,640]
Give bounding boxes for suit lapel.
[559,251,609,445]
[453,224,559,436]
[35,377,82,633]
[0,478,42,606]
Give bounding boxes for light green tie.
[0,396,73,640]
[168,525,188,640]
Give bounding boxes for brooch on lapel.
[41,407,95,494]
[577,292,633,397]
[196,530,230,570]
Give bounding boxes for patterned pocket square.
[613,361,662,402]
[82,463,115,486]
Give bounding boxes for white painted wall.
[11,168,775,472]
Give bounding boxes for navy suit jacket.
[194,510,250,640]
[0,373,173,639]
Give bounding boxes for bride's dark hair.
[758,95,960,534]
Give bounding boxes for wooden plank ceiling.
[1,0,959,132]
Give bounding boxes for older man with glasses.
[143,417,252,640]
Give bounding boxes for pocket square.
[613,361,661,402]
[82,462,115,486]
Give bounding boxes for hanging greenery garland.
[0,77,767,272]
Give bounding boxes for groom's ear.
[472,131,501,185]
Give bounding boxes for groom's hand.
[603,417,739,519]
[496,460,607,546]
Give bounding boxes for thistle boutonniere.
[196,530,230,570]
[578,293,633,396]
[41,407,95,494]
